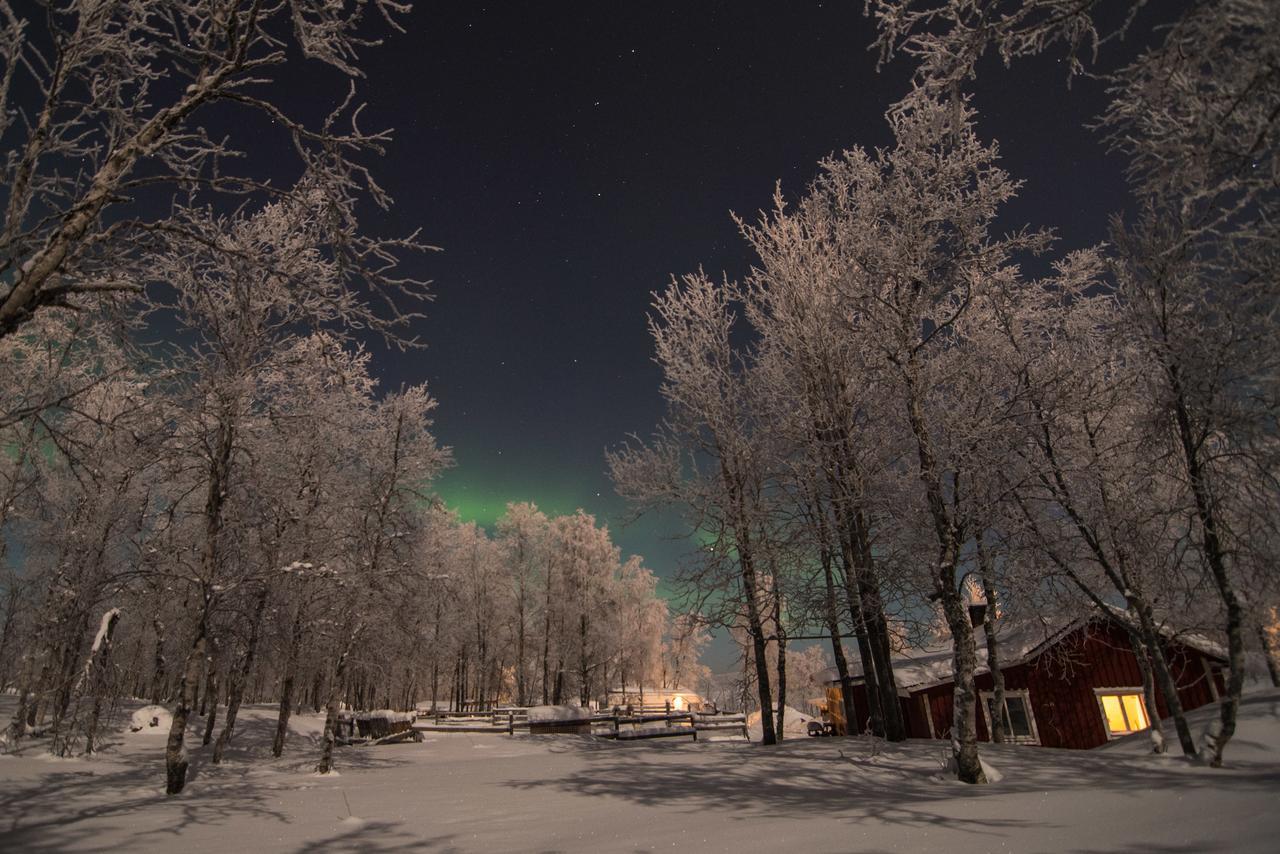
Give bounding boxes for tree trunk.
[541,562,554,706]
[1132,598,1197,757]
[846,507,904,740]
[1127,629,1167,754]
[578,608,592,707]
[83,609,122,756]
[940,571,986,784]
[820,545,857,735]
[273,675,295,759]
[316,644,353,775]
[166,627,207,795]
[737,532,776,746]
[977,544,1005,744]
[839,552,883,736]
[201,665,220,746]
[312,669,324,714]
[1170,374,1244,767]
[904,372,983,783]
[6,645,44,743]
[857,559,905,741]
[516,585,527,706]
[272,608,307,758]
[214,589,267,763]
[151,618,167,704]
[50,611,92,746]
[773,586,787,742]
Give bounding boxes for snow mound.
[128,705,171,734]
[747,705,816,739]
[980,757,1004,783]
[528,704,592,723]
[356,709,414,724]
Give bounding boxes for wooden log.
[367,729,425,746]
[606,712,693,726]
[615,727,698,741]
[413,723,523,734]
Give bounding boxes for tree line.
[0,0,691,795]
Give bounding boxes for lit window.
[981,691,1039,743]
[1098,691,1150,737]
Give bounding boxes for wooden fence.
[411,707,748,741]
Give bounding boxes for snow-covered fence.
[408,707,749,741]
[528,705,593,734]
[690,712,749,740]
[597,710,749,742]
[491,707,530,727]
[414,707,532,735]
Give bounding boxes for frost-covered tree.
[495,502,549,706]
[792,94,1047,781]
[0,0,428,343]
[2,366,159,754]
[610,273,785,745]
[870,0,1280,768]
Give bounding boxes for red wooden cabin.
[825,613,1226,749]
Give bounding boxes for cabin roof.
[826,609,1225,694]
[606,686,701,696]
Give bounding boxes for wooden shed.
[825,612,1226,750]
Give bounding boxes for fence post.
[508,711,514,736]
[690,712,698,742]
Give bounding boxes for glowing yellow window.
[1099,692,1150,737]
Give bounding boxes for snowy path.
[1,692,1278,853]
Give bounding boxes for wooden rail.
[597,711,749,742]
[410,709,750,741]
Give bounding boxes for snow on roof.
[827,610,1227,693]
[607,686,701,696]
[823,615,1075,691]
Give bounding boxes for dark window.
[986,694,1034,740]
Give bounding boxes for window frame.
[979,689,1040,745]
[1094,688,1152,739]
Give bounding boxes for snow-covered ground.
[1,690,1278,853]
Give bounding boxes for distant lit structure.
[606,686,706,712]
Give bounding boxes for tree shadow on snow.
[292,820,461,854]
[0,758,288,853]
[187,711,413,777]
[504,728,1280,843]
[0,707,425,853]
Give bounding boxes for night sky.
[287,2,1168,665]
